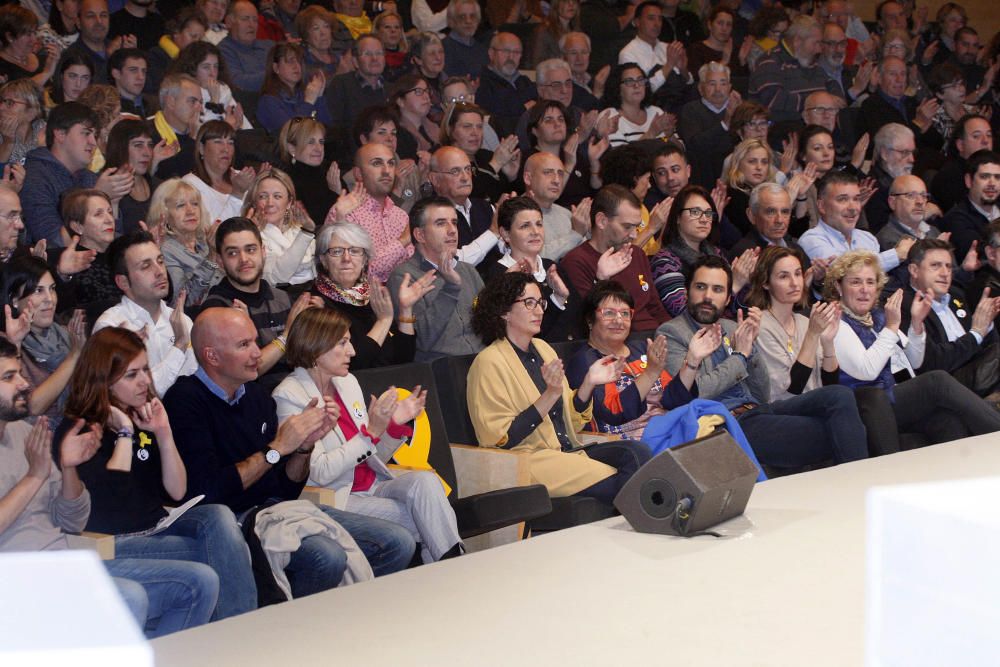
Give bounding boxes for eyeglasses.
[0,98,28,109]
[744,119,771,129]
[447,94,471,104]
[514,297,548,311]
[324,246,365,257]
[621,76,647,87]
[682,207,717,221]
[888,191,929,201]
[888,147,916,157]
[432,165,474,177]
[0,210,23,223]
[598,308,633,321]
[405,86,429,97]
[805,106,839,114]
[540,79,573,90]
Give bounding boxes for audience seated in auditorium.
[272,307,463,562]
[468,270,653,503]
[309,222,429,369]
[94,231,197,396]
[163,307,416,598]
[940,149,1000,260]
[428,146,499,267]
[658,254,869,469]
[931,114,993,213]
[218,0,274,93]
[387,196,484,361]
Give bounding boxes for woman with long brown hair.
[57,327,256,623]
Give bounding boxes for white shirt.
[833,319,925,380]
[181,173,243,225]
[609,104,666,146]
[261,224,317,285]
[497,254,567,310]
[453,199,499,267]
[93,296,198,396]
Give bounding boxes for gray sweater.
[0,421,90,552]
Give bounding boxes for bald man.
[475,32,537,136]
[860,55,937,140]
[164,308,415,596]
[428,146,499,266]
[877,174,942,250]
[523,152,586,260]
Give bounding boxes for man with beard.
[750,15,833,123]
[817,23,860,102]
[644,142,690,210]
[202,217,319,388]
[658,254,869,469]
[93,231,198,395]
[932,114,993,213]
[948,27,988,93]
[941,150,1000,260]
[866,123,918,233]
[560,185,668,334]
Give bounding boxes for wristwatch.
[264,448,281,464]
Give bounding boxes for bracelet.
[116,430,134,440]
[684,360,700,371]
[398,315,416,324]
[796,196,808,202]
[272,335,286,353]
[294,446,312,455]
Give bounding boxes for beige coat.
[467,338,615,497]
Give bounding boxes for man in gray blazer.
[656,255,869,470]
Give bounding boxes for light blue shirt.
[930,293,985,344]
[195,367,246,406]
[799,219,900,271]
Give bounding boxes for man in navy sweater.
[163,308,415,596]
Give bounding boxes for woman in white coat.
[272,308,463,562]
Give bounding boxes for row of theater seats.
[74,341,624,560]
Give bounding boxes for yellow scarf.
[159,34,179,59]
[335,12,371,39]
[152,110,179,146]
[88,146,105,173]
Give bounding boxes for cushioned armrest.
[449,444,533,498]
[300,485,337,508]
[66,532,115,560]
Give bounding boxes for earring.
[290,151,296,165]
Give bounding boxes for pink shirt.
[327,195,413,284]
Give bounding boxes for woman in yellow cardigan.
[467,272,653,502]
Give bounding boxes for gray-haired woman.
[307,222,435,369]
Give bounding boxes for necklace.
[767,308,796,355]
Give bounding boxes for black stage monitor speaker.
[613,430,758,536]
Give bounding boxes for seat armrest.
[67,532,115,560]
[450,444,533,499]
[300,485,337,508]
[577,431,620,444]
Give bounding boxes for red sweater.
[559,242,669,332]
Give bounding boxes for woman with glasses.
[478,197,581,342]
[241,167,317,291]
[43,50,91,108]
[0,5,60,88]
[468,271,652,504]
[651,185,751,318]
[389,73,439,161]
[278,116,341,226]
[926,63,979,147]
[440,101,518,203]
[602,63,674,147]
[257,42,332,136]
[566,280,712,440]
[0,78,44,168]
[148,178,223,307]
[183,120,254,225]
[307,222,433,369]
[272,307,462,562]
[745,6,789,71]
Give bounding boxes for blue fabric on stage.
[640,398,767,482]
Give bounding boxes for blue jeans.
[104,558,218,638]
[738,384,869,468]
[281,505,416,598]
[114,504,257,620]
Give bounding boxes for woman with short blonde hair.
[241,167,317,288]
